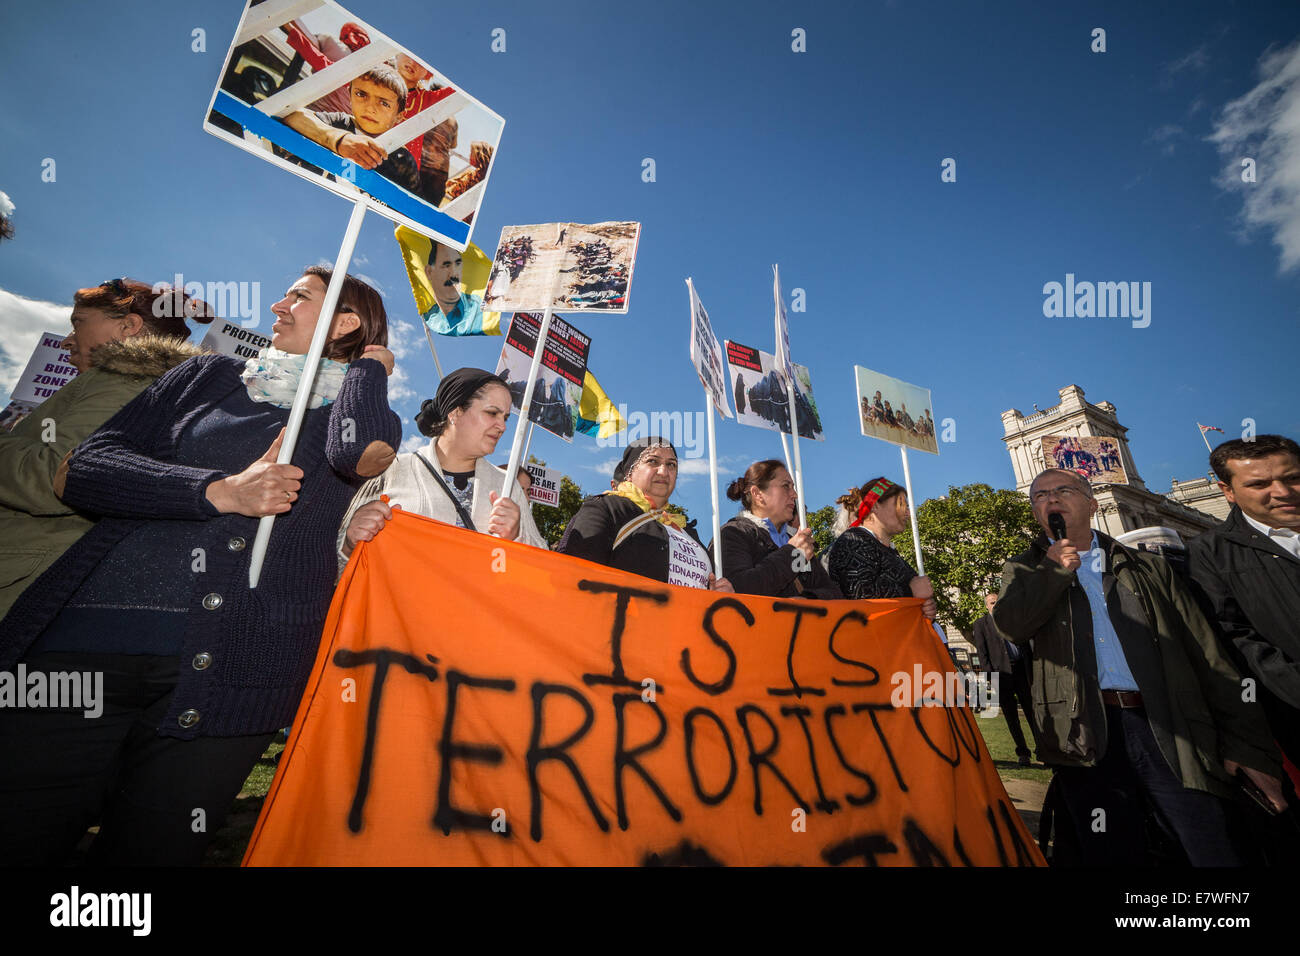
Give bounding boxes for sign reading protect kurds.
[244,513,1044,867]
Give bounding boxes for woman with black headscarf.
[556,436,732,591]
[338,366,546,566]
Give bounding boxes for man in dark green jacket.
[994,468,1285,865]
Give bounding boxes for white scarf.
[241,347,349,409]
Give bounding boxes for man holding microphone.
[993,467,1285,865]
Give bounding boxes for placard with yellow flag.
[244,512,1044,867]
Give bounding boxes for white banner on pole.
[685,278,731,418]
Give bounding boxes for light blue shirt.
[1069,532,1140,691]
[764,518,791,549]
[422,292,488,336]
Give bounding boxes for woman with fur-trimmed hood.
[0,279,210,619]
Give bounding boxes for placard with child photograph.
[204,0,504,251]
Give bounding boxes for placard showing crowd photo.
[495,312,590,443]
[1040,435,1128,485]
[725,341,824,441]
[482,222,641,313]
[854,365,939,455]
[204,0,504,250]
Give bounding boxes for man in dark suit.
[1188,434,1300,778]
[971,593,1035,766]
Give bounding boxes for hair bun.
[415,398,440,436]
[725,476,747,501]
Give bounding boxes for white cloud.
[0,286,72,395]
[399,434,425,454]
[0,190,13,219]
[1165,45,1210,78]
[1146,123,1184,156]
[1210,37,1300,272]
[385,317,418,403]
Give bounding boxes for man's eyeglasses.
[1031,485,1086,502]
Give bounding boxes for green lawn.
[201,741,283,866]
[970,707,1052,784]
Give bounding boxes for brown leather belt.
[1102,689,1144,709]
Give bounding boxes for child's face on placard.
[349,77,402,135]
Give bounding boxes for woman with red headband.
[825,476,937,617]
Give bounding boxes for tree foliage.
[889,483,1038,633]
[806,504,837,555]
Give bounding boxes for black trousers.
[994,660,1035,756]
[1053,705,1244,866]
[0,651,274,866]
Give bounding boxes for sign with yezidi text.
[854,365,939,456]
[523,462,561,507]
[483,222,641,313]
[200,319,273,360]
[204,0,504,251]
[725,341,824,441]
[244,512,1044,867]
[496,312,591,444]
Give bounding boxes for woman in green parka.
[0,278,210,620]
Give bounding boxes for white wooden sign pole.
[778,431,793,488]
[785,374,807,528]
[899,445,926,575]
[705,391,722,577]
[249,199,367,587]
[501,308,554,507]
[420,320,445,380]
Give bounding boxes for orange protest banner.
[244,512,1045,866]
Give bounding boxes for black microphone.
[1048,513,1067,542]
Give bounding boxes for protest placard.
[204,0,503,251]
[7,332,78,408]
[496,312,591,443]
[523,462,561,507]
[1040,435,1129,485]
[200,318,273,360]
[245,512,1045,867]
[725,341,824,441]
[483,222,641,313]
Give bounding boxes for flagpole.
[502,308,553,510]
[785,373,807,528]
[521,421,535,466]
[706,390,723,577]
[420,319,444,381]
[249,198,367,588]
[899,445,925,575]
[1197,423,1214,455]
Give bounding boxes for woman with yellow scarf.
[557,437,732,591]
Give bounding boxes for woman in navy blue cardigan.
[0,267,401,865]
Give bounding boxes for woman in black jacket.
[715,459,841,599]
[557,436,732,591]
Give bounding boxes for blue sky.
[2,0,1298,527]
